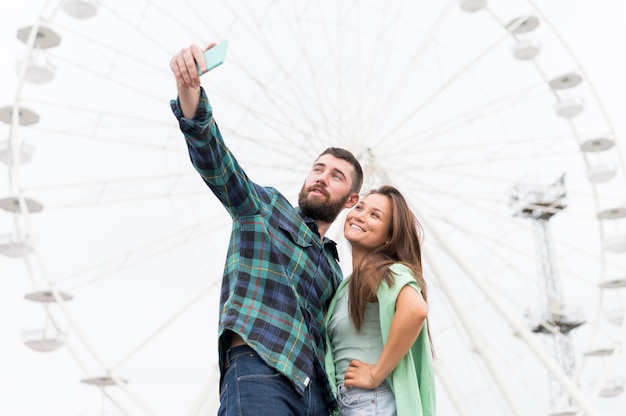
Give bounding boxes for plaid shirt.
[171,89,342,402]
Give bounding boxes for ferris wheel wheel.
[2,0,625,415]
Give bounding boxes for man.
[170,43,363,416]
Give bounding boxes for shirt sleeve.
[170,88,265,218]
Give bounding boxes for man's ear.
[345,193,360,208]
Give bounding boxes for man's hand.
[170,43,216,119]
[170,43,216,89]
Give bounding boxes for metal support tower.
[509,175,585,414]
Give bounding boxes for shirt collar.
[299,209,340,261]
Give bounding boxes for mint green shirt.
[324,263,437,416]
[327,284,384,381]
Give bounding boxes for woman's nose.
[353,211,365,222]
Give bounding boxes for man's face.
[298,154,356,223]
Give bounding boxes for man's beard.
[298,183,349,223]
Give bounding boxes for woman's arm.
[344,284,427,389]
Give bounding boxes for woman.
[325,185,436,416]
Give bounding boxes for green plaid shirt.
[171,89,342,403]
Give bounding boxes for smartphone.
[197,40,229,76]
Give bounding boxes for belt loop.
[224,344,254,369]
[225,347,233,368]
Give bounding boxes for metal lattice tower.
[509,175,585,414]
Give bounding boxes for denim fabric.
[218,345,330,416]
[337,381,396,416]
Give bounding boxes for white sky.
[1,1,626,415]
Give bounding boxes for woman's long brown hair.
[348,185,434,355]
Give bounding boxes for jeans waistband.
[224,344,257,368]
[337,379,392,394]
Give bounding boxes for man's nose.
[316,173,329,185]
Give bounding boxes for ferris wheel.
[2,0,625,415]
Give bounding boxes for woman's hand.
[344,359,384,389]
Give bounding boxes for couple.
[170,43,436,416]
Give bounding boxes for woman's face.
[344,193,392,250]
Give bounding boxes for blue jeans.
[218,345,330,416]
[337,381,396,416]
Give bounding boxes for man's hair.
[316,147,363,194]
